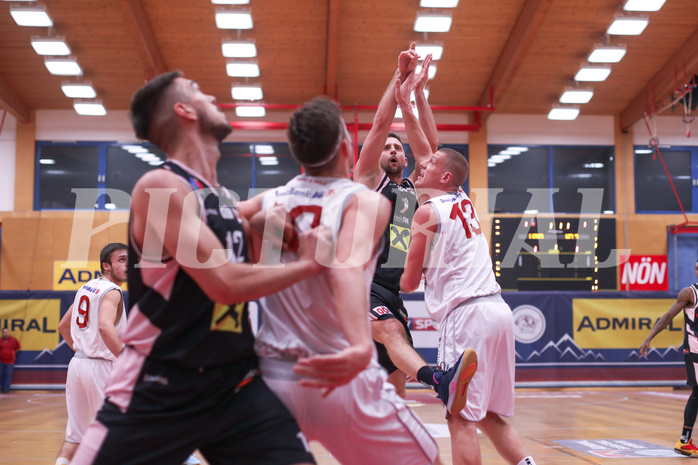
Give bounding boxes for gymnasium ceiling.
[1,0,697,131]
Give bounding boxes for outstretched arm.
[413,54,438,153]
[354,44,418,189]
[294,191,391,391]
[400,204,437,293]
[640,286,694,356]
[130,169,330,306]
[395,77,432,184]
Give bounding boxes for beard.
[198,108,233,142]
[380,159,406,176]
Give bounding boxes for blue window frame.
[487,145,615,214]
[634,145,698,213]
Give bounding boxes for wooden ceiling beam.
[476,0,553,121]
[620,25,698,131]
[0,72,30,124]
[120,0,167,78]
[325,0,341,100]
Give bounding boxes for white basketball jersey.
[255,175,379,360]
[423,190,501,322]
[70,277,126,361]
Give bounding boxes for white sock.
[55,458,70,465]
[517,457,536,465]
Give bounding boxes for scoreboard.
[491,216,617,291]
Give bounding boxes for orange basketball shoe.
[675,439,698,457]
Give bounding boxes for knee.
[371,319,406,344]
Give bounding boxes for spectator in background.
[0,328,20,394]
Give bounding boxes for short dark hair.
[387,132,403,147]
[130,71,182,144]
[440,148,469,187]
[287,97,342,168]
[100,243,128,273]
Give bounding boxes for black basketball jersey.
[685,283,698,339]
[123,160,255,369]
[373,173,418,293]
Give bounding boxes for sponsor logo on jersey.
[389,224,411,252]
[211,302,246,333]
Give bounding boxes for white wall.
[631,114,698,147]
[0,112,17,211]
[488,114,615,146]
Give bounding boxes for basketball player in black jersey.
[353,43,474,411]
[641,259,698,457]
[70,71,327,465]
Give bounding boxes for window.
[488,145,615,214]
[634,146,697,213]
[35,141,303,209]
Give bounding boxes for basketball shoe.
[433,348,478,415]
[674,439,698,457]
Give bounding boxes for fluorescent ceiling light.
[226,61,260,77]
[259,156,278,166]
[487,162,497,167]
[548,105,580,121]
[560,87,594,104]
[39,158,55,164]
[588,44,626,63]
[395,106,419,119]
[254,144,274,154]
[574,65,611,82]
[507,147,528,153]
[122,145,148,153]
[415,63,437,80]
[74,101,107,116]
[584,163,605,168]
[212,0,249,3]
[215,10,253,29]
[235,106,265,117]
[31,37,70,55]
[232,85,263,100]
[623,0,665,11]
[607,15,648,35]
[490,154,511,161]
[415,43,444,61]
[414,13,452,33]
[409,89,430,101]
[222,40,256,57]
[499,150,519,155]
[635,149,653,154]
[10,5,52,26]
[61,83,96,98]
[45,57,82,76]
[420,0,459,7]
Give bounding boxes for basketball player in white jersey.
[401,149,536,465]
[641,259,698,457]
[243,97,442,465]
[353,43,475,410]
[54,243,128,465]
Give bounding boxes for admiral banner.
[573,298,680,349]
[0,299,60,351]
[53,261,103,291]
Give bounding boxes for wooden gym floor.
[0,386,690,464]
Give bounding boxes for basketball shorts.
[261,357,439,465]
[368,282,414,374]
[438,294,516,421]
[65,354,114,443]
[70,347,314,465]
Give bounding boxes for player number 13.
[449,198,481,238]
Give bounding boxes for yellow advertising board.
[573,298,681,349]
[53,261,103,291]
[0,299,60,351]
